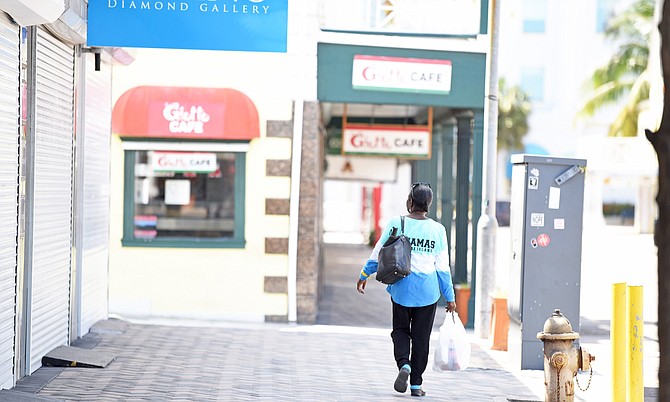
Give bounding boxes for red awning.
[112,86,260,140]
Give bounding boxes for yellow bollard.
[627,285,644,402]
[612,283,627,401]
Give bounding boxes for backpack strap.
[401,216,405,235]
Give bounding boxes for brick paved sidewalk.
[2,318,541,401]
[0,229,660,401]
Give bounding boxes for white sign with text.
[342,125,431,158]
[151,152,217,173]
[352,55,452,94]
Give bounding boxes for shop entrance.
[317,100,479,326]
[321,102,457,247]
[314,42,487,327]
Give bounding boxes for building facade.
[105,0,492,327]
[0,0,134,389]
[0,1,496,389]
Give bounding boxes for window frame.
[595,0,615,33]
[522,0,546,34]
[520,66,545,102]
[318,0,484,37]
[121,140,247,248]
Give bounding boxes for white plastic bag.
[433,312,471,371]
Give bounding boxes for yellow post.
[627,285,644,402]
[612,283,627,401]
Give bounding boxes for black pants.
[391,299,437,387]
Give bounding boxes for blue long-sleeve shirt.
[360,215,455,307]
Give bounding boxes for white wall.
[107,0,322,322]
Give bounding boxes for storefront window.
[522,0,546,33]
[123,149,245,247]
[318,0,482,36]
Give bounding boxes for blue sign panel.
[87,0,288,52]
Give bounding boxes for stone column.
[296,101,322,324]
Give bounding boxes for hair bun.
[410,184,433,213]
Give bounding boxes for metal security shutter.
[78,56,111,335]
[28,28,74,374]
[0,14,19,390]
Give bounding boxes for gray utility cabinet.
[508,155,587,370]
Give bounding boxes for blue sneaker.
[411,387,426,397]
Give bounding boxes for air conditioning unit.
[45,0,87,45]
[0,0,66,26]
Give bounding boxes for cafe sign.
[87,0,288,52]
[148,101,223,136]
[352,55,452,94]
[342,125,431,159]
[151,152,217,172]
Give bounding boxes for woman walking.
[357,182,456,397]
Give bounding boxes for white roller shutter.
[78,55,111,335]
[28,27,74,374]
[0,14,19,390]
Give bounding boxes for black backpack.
[376,216,412,284]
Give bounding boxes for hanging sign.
[87,0,288,52]
[352,55,452,94]
[325,155,398,182]
[342,124,431,158]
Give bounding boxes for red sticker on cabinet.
[537,234,551,247]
